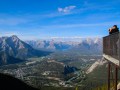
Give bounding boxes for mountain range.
[0,35,50,65]
[0,35,102,65]
[26,38,103,55]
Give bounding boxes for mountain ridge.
[0,35,50,65]
[26,38,102,55]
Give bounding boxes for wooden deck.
[103,32,120,66]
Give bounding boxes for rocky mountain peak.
[10,35,19,42]
[0,35,50,65]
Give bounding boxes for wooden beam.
[103,54,119,66]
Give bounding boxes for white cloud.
[0,31,20,37]
[40,21,120,29]
[58,6,76,13]
[0,14,30,26]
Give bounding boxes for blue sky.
[0,0,120,40]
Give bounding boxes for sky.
[0,0,120,40]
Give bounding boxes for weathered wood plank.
[103,54,119,66]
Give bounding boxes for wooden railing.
[103,32,120,65]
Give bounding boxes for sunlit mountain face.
[0,35,51,65]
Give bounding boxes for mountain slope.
[0,73,39,90]
[0,35,51,65]
[82,59,108,89]
[86,59,107,74]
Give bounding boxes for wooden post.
[115,65,118,90]
[118,33,120,90]
[108,62,110,90]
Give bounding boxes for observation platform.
[103,32,120,66]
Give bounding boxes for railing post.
[115,65,118,90]
[108,62,110,90]
[118,33,120,65]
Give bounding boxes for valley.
[0,55,103,90]
[0,35,104,90]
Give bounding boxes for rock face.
[117,83,120,90]
[0,35,50,65]
[63,65,78,75]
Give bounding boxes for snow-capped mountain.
[26,37,102,55]
[0,35,50,65]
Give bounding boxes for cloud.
[50,36,83,39]
[58,6,76,13]
[0,31,20,37]
[40,21,120,29]
[0,18,28,26]
[0,14,30,26]
[0,30,40,40]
